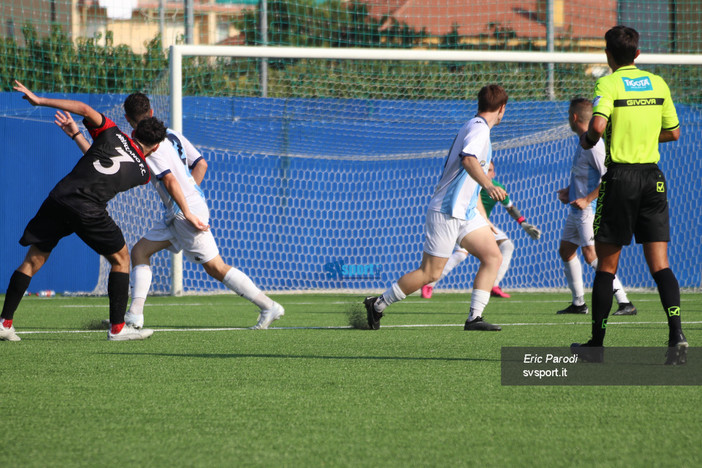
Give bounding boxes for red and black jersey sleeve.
[84,114,117,140]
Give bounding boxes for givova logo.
[324,260,382,280]
[622,76,653,92]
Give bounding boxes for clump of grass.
[346,302,370,330]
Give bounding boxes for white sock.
[128,264,152,316]
[430,249,468,287]
[376,282,406,313]
[589,259,629,304]
[222,267,272,310]
[563,257,585,306]
[495,239,514,286]
[612,276,629,304]
[468,289,491,321]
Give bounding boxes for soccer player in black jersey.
[0,81,166,342]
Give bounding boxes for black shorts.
[19,197,126,256]
[593,163,670,245]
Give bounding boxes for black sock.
[652,268,683,343]
[591,271,615,346]
[1,271,32,321]
[108,271,130,326]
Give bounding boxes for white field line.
[57,297,693,308]
[15,320,702,336]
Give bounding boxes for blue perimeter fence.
[0,93,700,293]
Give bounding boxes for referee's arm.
[580,115,606,150]
[659,127,680,143]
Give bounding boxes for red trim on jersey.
[84,113,115,140]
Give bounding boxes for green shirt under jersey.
[480,179,510,218]
[592,65,679,166]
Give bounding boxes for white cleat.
[250,302,285,330]
[0,323,21,341]
[107,324,154,341]
[124,312,144,329]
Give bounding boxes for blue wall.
[1,92,700,293]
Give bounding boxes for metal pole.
[160,0,165,46]
[169,46,184,296]
[260,0,268,97]
[547,0,555,100]
[185,0,194,44]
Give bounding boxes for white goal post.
[162,45,702,295]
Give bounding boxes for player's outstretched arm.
[506,205,541,240]
[54,110,91,154]
[14,80,102,128]
[161,173,209,231]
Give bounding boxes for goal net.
[92,46,702,294]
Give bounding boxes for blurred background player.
[556,98,636,316]
[364,84,508,332]
[56,93,284,330]
[1,81,164,342]
[421,160,541,299]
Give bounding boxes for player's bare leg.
[459,226,502,330]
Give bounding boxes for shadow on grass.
[101,351,498,363]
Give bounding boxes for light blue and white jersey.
[146,128,206,223]
[568,139,606,214]
[427,116,492,220]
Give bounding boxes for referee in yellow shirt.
[573,25,687,365]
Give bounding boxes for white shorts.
[492,225,509,242]
[144,203,219,264]
[561,209,595,247]
[423,209,489,258]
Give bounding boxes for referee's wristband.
[584,132,598,146]
[517,216,526,224]
[71,131,81,140]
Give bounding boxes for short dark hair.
[478,84,508,112]
[124,92,152,123]
[569,97,593,121]
[134,116,166,147]
[605,26,639,66]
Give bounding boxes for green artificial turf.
[1,292,701,467]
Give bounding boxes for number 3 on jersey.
[93,147,135,175]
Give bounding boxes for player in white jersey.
[364,85,508,331]
[56,94,284,330]
[556,98,636,315]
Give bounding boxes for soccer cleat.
[250,302,285,330]
[665,332,688,366]
[490,286,510,298]
[421,285,433,299]
[107,324,154,341]
[464,316,501,331]
[364,296,383,330]
[570,340,604,363]
[124,311,145,329]
[612,302,637,316]
[557,303,589,315]
[0,322,21,341]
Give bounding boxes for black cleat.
[665,332,688,366]
[570,340,604,363]
[613,302,637,316]
[464,316,501,331]
[363,296,383,330]
[557,303,589,315]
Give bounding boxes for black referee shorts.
[593,163,670,245]
[19,197,126,256]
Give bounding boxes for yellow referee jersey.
[592,65,679,165]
